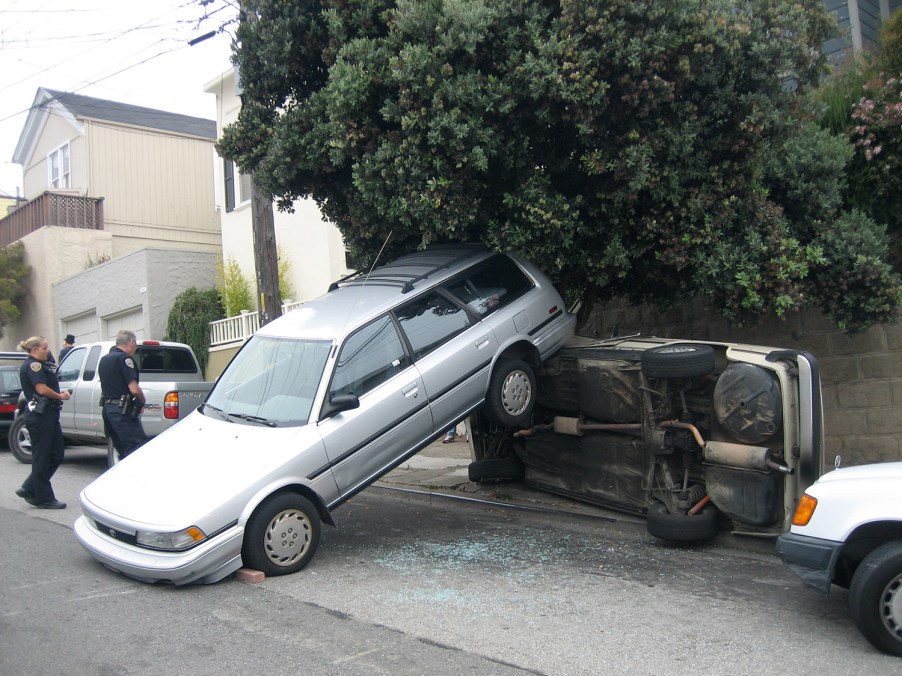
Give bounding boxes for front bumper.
[774,532,843,594]
[74,516,244,586]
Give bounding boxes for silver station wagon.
[74,244,576,584]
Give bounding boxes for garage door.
[102,307,146,341]
[63,311,99,344]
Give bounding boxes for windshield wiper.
[227,412,278,427]
[202,403,233,422]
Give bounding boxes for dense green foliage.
[165,287,223,378]
[220,0,901,330]
[217,255,254,316]
[0,242,31,339]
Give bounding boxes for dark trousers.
[22,410,65,504]
[102,403,148,459]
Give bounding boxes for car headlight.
[136,526,207,551]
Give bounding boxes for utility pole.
[239,0,281,326]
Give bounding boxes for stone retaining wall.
[584,299,902,469]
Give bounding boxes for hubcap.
[264,509,312,568]
[880,573,902,641]
[501,370,532,416]
[17,426,31,451]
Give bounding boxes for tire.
[107,437,121,469]
[468,456,525,483]
[8,416,33,464]
[849,541,902,656]
[640,344,715,379]
[242,493,321,577]
[646,501,719,543]
[484,359,536,428]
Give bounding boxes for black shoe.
[15,488,37,506]
[35,500,66,510]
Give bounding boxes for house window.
[224,160,253,212]
[48,143,71,189]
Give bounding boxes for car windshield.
[204,335,331,428]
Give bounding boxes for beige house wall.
[21,112,86,198]
[0,226,113,352]
[587,298,902,471]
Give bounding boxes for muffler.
[703,441,794,474]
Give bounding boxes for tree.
[219,0,901,331]
[166,288,223,378]
[0,242,31,339]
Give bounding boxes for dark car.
[0,352,26,435]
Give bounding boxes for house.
[824,0,902,63]
[0,88,222,352]
[203,68,350,376]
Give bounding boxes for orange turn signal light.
[792,494,818,526]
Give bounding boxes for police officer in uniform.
[98,330,148,460]
[15,336,71,509]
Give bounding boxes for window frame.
[48,142,71,189]
[224,159,252,212]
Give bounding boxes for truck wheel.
[242,493,321,577]
[849,541,902,656]
[640,344,715,379]
[468,456,524,483]
[107,438,121,468]
[646,501,719,542]
[8,417,33,464]
[485,359,536,428]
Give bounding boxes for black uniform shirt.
[98,348,140,399]
[19,356,60,400]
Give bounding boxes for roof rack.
[328,244,489,294]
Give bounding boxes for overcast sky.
[0,0,238,196]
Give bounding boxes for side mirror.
[321,393,360,419]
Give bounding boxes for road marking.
[333,648,381,665]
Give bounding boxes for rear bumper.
[774,532,843,594]
[74,515,244,586]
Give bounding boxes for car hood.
[80,410,323,528]
[815,461,902,485]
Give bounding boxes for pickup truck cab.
[9,340,212,466]
[776,462,902,656]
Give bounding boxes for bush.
[217,255,254,317]
[166,288,223,378]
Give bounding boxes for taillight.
[163,392,179,419]
[0,403,15,413]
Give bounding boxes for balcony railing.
[209,299,305,347]
[0,191,105,248]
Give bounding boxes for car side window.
[330,316,408,399]
[56,347,86,381]
[83,346,102,381]
[444,255,535,317]
[395,291,471,360]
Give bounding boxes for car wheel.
[468,455,525,483]
[8,416,33,464]
[485,359,536,428]
[106,438,121,469]
[646,501,719,543]
[242,493,321,577]
[849,541,902,656]
[640,344,715,379]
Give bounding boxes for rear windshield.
[134,346,198,373]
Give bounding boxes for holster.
[30,396,50,415]
[121,394,142,420]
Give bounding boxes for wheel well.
[834,521,902,588]
[498,342,541,370]
[262,485,335,528]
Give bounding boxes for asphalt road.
[1,442,901,675]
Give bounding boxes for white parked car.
[74,244,575,585]
[776,462,902,656]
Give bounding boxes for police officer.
[15,336,71,509]
[98,330,148,460]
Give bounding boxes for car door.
[393,290,498,431]
[74,345,104,436]
[317,314,433,497]
[54,346,87,432]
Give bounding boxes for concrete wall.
[52,247,218,342]
[585,298,902,470]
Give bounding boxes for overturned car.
[469,335,825,542]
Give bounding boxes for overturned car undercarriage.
[468,335,824,543]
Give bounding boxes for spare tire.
[640,344,715,379]
[646,501,719,542]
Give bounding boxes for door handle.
[402,382,419,397]
[475,335,490,350]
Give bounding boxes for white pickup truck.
[8,340,213,467]
[776,462,902,656]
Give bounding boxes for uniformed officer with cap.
[98,330,148,460]
[15,335,71,509]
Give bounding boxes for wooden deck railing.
[0,191,105,247]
